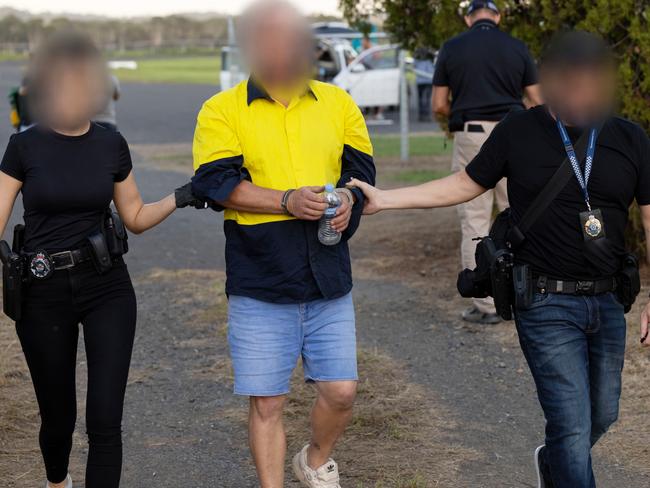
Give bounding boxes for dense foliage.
[340,0,650,256]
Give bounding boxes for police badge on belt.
[29,250,54,279]
[580,209,605,241]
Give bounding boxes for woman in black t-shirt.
[0,33,201,488]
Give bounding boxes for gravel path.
[0,62,646,487]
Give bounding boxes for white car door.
[336,46,400,108]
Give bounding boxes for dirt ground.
[1,146,649,487]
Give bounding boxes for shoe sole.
[292,451,309,487]
[534,445,544,488]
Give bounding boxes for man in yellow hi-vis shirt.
[190,2,375,487]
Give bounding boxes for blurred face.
[243,9,312,87]
[541,64,617,126]
[37,58,107,129]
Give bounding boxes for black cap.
[467,1,500,15]
[541,31,614,68]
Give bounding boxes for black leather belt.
[50,248,93,270]
[466,123,485,133]
[535,276,616,296]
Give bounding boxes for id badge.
[580,209,606,241]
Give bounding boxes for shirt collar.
[471,19,498,31]
[247,78,318,106]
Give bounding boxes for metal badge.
[580,209,605,241]
[29,250,53,280]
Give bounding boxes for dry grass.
[0,309,46,486]
[594,280,650,475]
[138,269,481,486]
[216,348,479,487]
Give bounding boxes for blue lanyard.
[556,119,599,211]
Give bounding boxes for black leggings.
[16,259,136,487]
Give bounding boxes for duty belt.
[50,248,94,270]
[26,247,93,271]
[535,276,617,296]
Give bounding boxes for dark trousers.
[17,259,136,487]
[417,84,432,120]
[515,292,626,488]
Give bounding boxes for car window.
[360,48,399,70]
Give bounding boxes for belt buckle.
[52,250,75,270]
[575,280,594,295]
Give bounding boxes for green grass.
[393,169,452,183]
[372,133,451,159]
[0,52,27,62]
[111,55,221,85]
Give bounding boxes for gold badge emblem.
[584,214,603,238]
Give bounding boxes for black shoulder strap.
[508,127,594,246]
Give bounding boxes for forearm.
[128,194,176,234]
[644,226,650,266]
[380,171,485,210]
[219,180,284,214]
[640,205,650,265]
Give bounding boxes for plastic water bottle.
[318,184,342,246]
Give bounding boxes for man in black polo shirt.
[433,0,542,324]
[350,31,650,487]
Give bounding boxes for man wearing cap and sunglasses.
[433,0,543,324]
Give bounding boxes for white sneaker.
[292,444,341,488]
[46,474,72,488]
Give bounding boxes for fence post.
[399,49,409,162]
[228,17,238,90]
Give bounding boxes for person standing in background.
[94,74,121,131]
[414,48,434,122]
[432,0,542,324]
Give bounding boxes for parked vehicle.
[220,46,247,91]
[333,44,401,109]
[315,39,358,82]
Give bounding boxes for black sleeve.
[635,129,650,205]
[432,46,449,86]
[0,135,24,181]
[191,156,251,212]
[115,135,133,182]
[521,45,539,87]
[465,120,510,189]
[337,145,376,240]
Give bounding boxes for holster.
[615,254,640,313]
[512,264,533,310]
[86,209,129,275]
[87,231,113,275]
[457,209,516,320]
[104,209,129,257]
[1,239,24,322]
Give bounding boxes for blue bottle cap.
[325,183,335,192]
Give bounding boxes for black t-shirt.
[0,124,133,252]
[433,20,538,131]
[466,106,650,280]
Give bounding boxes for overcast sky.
[11,0,341,17]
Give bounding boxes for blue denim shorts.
[227,293,358,396]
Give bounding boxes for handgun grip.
[0,241,12,265]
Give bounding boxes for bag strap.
[508,127,595,247]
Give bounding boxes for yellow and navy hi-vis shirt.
[191,78,376,303]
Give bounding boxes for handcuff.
[281,188,355,217]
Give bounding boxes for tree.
[340,0,650,256]
[340,0,650,129]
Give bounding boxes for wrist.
[281,189,295,215]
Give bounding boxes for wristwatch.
[281,189,295,215]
